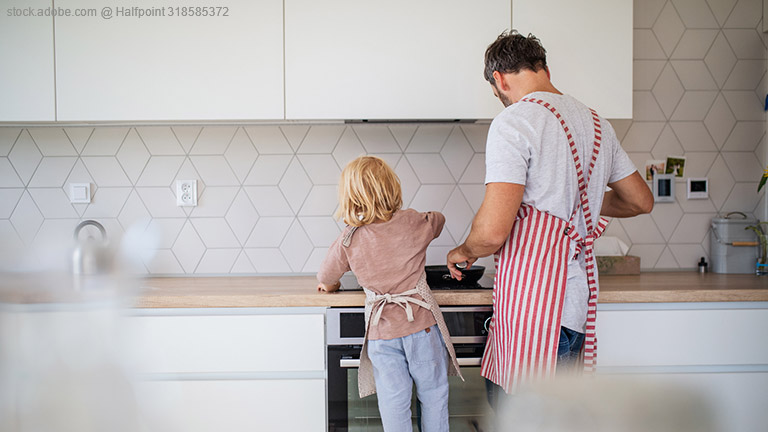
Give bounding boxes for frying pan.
[425,265,485,288]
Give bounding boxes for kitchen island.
[127,272,768,432]
[4,272,766,432]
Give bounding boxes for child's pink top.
[317,209,444,340]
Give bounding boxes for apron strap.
[519,97,603,235]
[365,287,432,327]
[519,97,607,374]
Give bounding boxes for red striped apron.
[480,97,609,393]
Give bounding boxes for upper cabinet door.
[0,0,56,121]
[285,0,510,120]
[513,0,633,119]
[55,0,284,121]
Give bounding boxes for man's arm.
[446,182,524,279]
[601,171,654,218]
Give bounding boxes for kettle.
[72,220,111,276]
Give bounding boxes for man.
[446,31,653,397]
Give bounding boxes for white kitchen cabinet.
[596,303,768,432]
[0,0,56,121]
[126,308,327,432]
[284,0,509,120]
[513,0,633,119]
[128,313,325,374]
[135,379,325,432]
[54,0,284,121]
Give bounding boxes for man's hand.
[447,246,477,280]
[317,281,341,293]
[445,183,523,279]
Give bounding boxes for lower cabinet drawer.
[127,314,325,374]
[135,379,326,432]
[596,308,767,367]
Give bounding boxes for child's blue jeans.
[367,324,449,432]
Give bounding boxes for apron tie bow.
[369,288,431,327]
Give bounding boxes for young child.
[317,156,462,432]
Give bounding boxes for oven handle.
[340,357,482,368]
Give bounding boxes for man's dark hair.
[484,30,548,85]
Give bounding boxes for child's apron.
[340,227,463,398]
[480,97,609,394]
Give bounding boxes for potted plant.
[745,222,768,275]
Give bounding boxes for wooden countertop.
[134,272,768,308]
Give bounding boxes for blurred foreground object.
[493,376,719,432]
[0,220,158,431]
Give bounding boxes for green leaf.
[759,176,768,193]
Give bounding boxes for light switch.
[70,183,91,203]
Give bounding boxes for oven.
[326,306,493,432]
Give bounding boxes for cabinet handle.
[340,357,482,368]
[340,359,360,368]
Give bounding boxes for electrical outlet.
[176,180,198,206]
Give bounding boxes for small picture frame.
[665,156,686,178]
[653,174,675,203]
[687,178,708,199]
[644,159,666,181]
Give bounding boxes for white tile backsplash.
[245,217,293,248]
[116,130,150,184]
[671,30,718,59]
[172,221,206,273]
[406,153,455,184]
[189,126,237,155]
[28,128,77,156]
[9,192,43,244]
[27,157,76,188]
[279,220,313,272]
[224,128,258,183]
[0,128,21,156]
[196,249,240,274]
[225,189,258,245]
[28,188,78,219]
[0,189,23,219]
[80,128,128,156]
[353,125,400,153]
[671,61,718,90]
[672,0,719,28]
[728,0,763,29]
[653,2,685,56]
[621,121,666,152]
[1,1,766,273]
[190,187,238,217]
[245,186,294,217]
[297,125,344,154]
[191,218,240,249]
[136,127,186,155]
[189,155,239,186]
[82,157,131,187]
[8,131,42,185]
[298,154,342,185]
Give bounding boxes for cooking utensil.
[425,265,485,288]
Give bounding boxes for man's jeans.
[367,325,449,432]
[485,326,585,409]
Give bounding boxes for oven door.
[326,307,493,432]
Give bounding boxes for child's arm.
[316,230,350,294]
[317,281,341,292]
[426,211,446,239]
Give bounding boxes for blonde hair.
[336,156,403,227]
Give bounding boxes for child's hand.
[317,282,341,293]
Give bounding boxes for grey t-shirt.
[485,91,637,332]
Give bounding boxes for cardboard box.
[596,255,640,275]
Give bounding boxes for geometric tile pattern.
[0,122,490,274]
[0,0,765,273]
[627,0,767,269]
